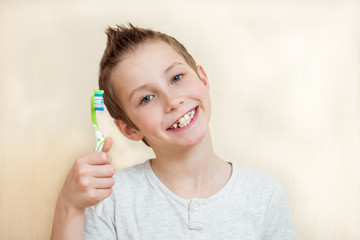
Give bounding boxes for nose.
[164,91,183,113]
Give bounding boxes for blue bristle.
[94,96,104,111]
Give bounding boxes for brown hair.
[98,23,198,146]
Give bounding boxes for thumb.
[102,137,113,153]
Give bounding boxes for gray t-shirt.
[84,160,295,239]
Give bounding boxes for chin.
[182,130,207,147]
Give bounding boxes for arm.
[51,138,114,240]
[51,193,86,240]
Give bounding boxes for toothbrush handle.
[94,128,105,216]
[94,127,105,152]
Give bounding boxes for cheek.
[188,81,209,100]
[132,108,161,132]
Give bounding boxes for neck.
[150,129,231,198]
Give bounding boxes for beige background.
[0,0,359,239]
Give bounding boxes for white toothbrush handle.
[94,127,105,216]
[94,127,105,152]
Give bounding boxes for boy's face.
[111,40,211,150]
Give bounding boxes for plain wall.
[0,0,359,239]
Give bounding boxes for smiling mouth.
[168,107,198,130]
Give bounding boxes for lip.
[167,106,199,132]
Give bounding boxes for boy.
[51,24,295,239]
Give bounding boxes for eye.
[172,74,183,83]
[140,95,154,105]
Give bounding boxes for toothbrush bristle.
[94,96,104,111]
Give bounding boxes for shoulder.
[113,160,149,188]
[110,160,155,201]
[230,163,284,202]
[233,163,281,186]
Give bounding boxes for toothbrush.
[91,90,105,216]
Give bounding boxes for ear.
[197,65,209,90]
[114,119,144,141]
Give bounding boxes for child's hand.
[58,137,115,211]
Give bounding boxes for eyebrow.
[128,62,184,100]
[129,83,150,101]
[165,62,182,73]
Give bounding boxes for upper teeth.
[172,109,196,129]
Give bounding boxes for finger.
[89,164,115,178]
[93,177,115,189]
[77,152,110,166]
[102,137,113,153]
[93,189,113,203]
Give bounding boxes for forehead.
[110,40,186,99]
